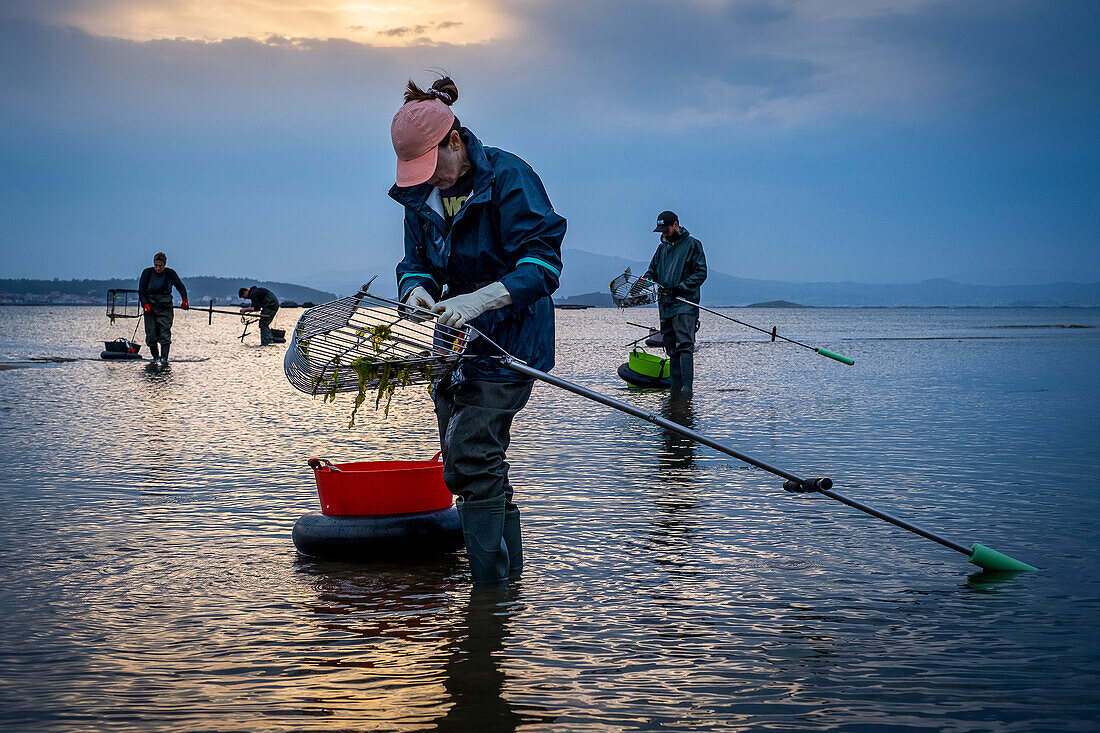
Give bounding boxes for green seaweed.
[320,322,433,425]
[322,369,340,403]
[422,362,435,395]
[374,363,393,412]
[347,356,379,428]
[369,324,393,354]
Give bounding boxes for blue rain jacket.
[390,130,567,383]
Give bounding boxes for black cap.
[653,210,678,232]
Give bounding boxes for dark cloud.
[376,20,461,40]
[377,25,428,38]
[857,0,1100,112]
[495,0,1100,125]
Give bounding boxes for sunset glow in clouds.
[27,0,511,45]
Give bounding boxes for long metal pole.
[180,305,244,317]
[686,299,814,348]
[500,356,970,556]
[677,297,854,364]
[621,272,853,364]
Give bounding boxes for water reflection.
[295,561,553,731]
[2,306,1099,731]
[647,399,702,572]
[658,398,697,472]
[965,569,1029,592]
[435,583,555,732]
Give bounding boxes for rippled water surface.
[2,305,1099,731]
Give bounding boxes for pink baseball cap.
[391,99,455,187]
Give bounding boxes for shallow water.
[1,305,1099,731]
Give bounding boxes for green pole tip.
[816,348,855,365]
[968,543,1038,572]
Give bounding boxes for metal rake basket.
[609,268,658,309]
[106,289,142,320]
[284,286,475,397]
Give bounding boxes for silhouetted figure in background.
[138,251,187,363]
[239,286,280,345]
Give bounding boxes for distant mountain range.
[0,277,336,306]
[298,249,1100,307]
[554,250,1100,307]
[6,251,1099,307]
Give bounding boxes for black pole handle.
[783,477,833,493]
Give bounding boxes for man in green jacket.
[644,211,707,399]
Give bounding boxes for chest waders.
[259,305,280,344]
[144,293,174,359]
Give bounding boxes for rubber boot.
[668,353,682,394]
[260,323,273,345]
[160,343,170,363]
[457,496,510,584]
[677,352,693,399]
[149,343,160,360]
[503,505,522,576]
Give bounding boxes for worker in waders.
[644,211,707,399]
[389,75,566,584]
[138,252,188,363]
[239,286,280,345]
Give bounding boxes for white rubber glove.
[404,286,436,311]
[432,282,512,329]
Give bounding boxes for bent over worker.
[138,251,188,363]
[644,211,707,399]
[390,75,566,584]
[239,286,280,345]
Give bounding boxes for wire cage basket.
[106,289,142,320]
[284,287,475,397]
[609,268,658,309]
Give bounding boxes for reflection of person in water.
[297,563,554,730]
[433,586,554,732]
[658,399,697,472]
[647,400,701,572]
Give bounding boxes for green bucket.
[628,348,670,378]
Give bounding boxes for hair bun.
[430,77,459,105]
[403,75,460,106]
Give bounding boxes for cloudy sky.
[1,0,1097,288]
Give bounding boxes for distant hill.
[557,291,615,307]
[557,249,1100,307]
[746,300,809,308]
[0,277,337,306]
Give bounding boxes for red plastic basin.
[309,452,452,516]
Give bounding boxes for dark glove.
[657,285,679,297]
[142,303,152,313]
[181,298,189,310]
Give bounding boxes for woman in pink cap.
[389,75,567,584]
